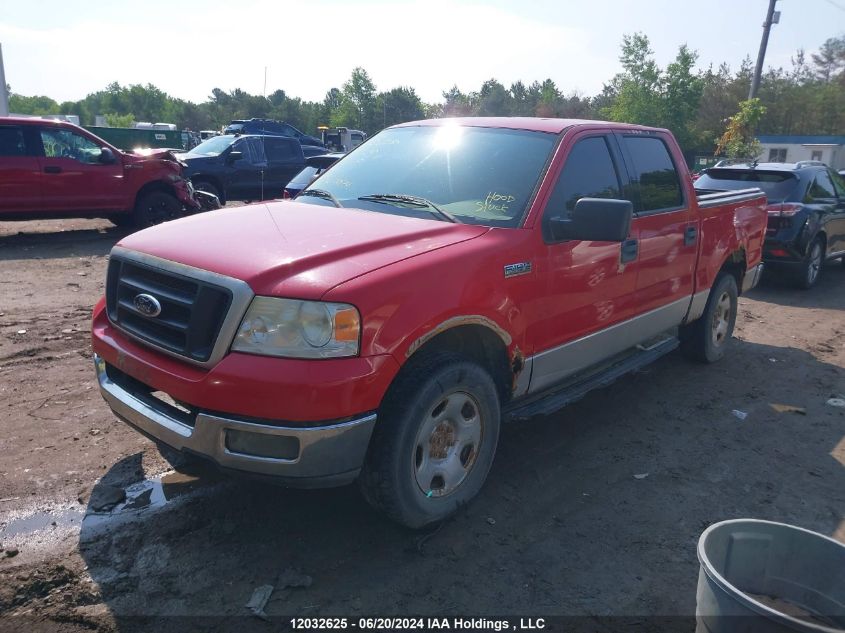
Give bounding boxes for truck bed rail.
[695,187,765,209]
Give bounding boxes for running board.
[505,335,679,422]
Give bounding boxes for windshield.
[299,125,558,227]
[696,169,801,202]
[187,135,235,157]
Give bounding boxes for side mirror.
[99,147,116,165]
[549,198,633,242]
[226,150,244,163]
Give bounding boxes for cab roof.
[1,116,76,128]
[392,117,667,135]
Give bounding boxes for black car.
[696,161,845,288]
[178,134,306,204]
[223,119,324,147]
[283,153,344,198]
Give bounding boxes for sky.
[1,0,843,105]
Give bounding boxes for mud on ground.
[0,218,843,632]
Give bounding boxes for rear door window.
[0,126,27,156]
[264,137,297,162]
[806,170,836,201]
[620,136,684,213]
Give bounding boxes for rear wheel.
[680,273,738,363]
[795,236,824,289]
[135,191,183,228]
[359,351,501,529]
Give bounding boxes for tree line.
[8,32,845,157]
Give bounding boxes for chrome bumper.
[742,263,764,293]
[94,355,376,486]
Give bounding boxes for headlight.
[231,297,360,359]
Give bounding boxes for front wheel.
[359,351,501,529]
[135,191,183,228]
[680,273,738,363]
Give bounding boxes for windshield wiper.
[358,193,460,223]
[298,189,343,208]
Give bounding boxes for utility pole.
[0,43,9,116]
[748,0,780,100]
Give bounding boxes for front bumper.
[175,178,202,210]
[95,354,376,486]
[742,263,764,293]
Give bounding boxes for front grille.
[106,256,233,363]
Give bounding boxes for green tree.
[332,68,378,132]
[8,92,60,115]
[477,79,511,116]
[603,32,663,126]
[811,36,845,83]
[662,44,704,150]
[104,112,135,127]
[377,87,424,128]
[715,98,766,160]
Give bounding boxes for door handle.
[620,239,638,263]
[684,225,698,246]
[44,166,62,174]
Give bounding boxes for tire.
[795,236,824,289]
[359,351,501,529]
[193,180,224,205]
[135,191,183,228]
[680,273,738,364]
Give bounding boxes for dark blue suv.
[223,119,324,148]
[696,161,845,288]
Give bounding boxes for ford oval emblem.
[133,293,162,317]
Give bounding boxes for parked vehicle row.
[91,117,769,528]
[0,117,216,227]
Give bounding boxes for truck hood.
[116,202,489,298]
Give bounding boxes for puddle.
[1,506,85,540]
[0,470,223,550]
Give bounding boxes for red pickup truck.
[91,118,767,527]
[0,116,205,227]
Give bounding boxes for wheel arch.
[399,320,520,406]
[719,248,747,295]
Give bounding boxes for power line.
[822,0,845,12]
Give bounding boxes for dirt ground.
[0,217,843,632]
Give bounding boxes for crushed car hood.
[116,202,489,299]
[126,147,186,168]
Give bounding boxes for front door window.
[40,129,102,164]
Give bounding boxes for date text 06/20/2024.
[289,617,546,630]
